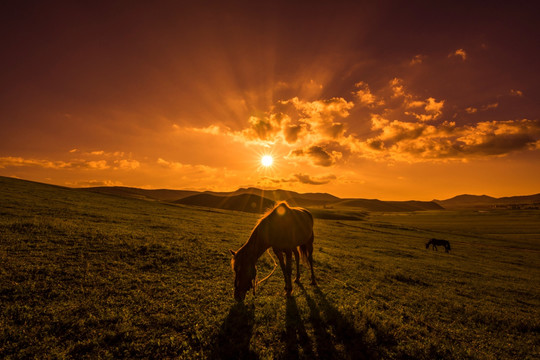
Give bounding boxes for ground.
[1,176,539,359]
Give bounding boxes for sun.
[261,155,273,167]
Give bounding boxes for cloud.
[190,124,221,135]
[510,89,523,97]
[410,54,425,65]
[190,96,354,149]
[66,179,124,187]
[354,81,383,107]
[288,145,342,167]
[293,173,336,185]
[481,102,498,111]
[465,102,498,114]
[0,157,110,170]
[450,48,467,60]
[358,118,540,161]
[183,78,538,165]
[405,97,445,122]
[114,159,140,170]
[262,173,336,185]
[0,157,64,169]
[390,78,405,98]
[156,158,217,174]
[0,150,141,171]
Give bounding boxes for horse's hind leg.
[284,250,293,296]
[293,248,301,284]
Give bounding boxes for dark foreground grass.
[1,176,539,359]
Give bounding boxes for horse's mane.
[262,201,290,218]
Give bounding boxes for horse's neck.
[242,230,269,263]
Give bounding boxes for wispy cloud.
[0,157,110,170]
[410,54,425,65]
[156,158,217,174]
[450,48,467,60]
[510,89,523,97]
[0,150,139,171]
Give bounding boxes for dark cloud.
[261,173,336,185]
[289,145,342,167]
[294,173,336,185]
[359,119,540,161]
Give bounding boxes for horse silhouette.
[425,238,451,253]
[229,202,316,301]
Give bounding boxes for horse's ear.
[229,249,236,257]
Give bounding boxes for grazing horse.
[229,202,316,301]
[425,238,451,253]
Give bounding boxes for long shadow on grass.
[298,284,395,359]
[209,302,258,359]
[284,296,316,359]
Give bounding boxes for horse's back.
[261,205,313,249]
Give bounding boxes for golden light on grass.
[261,155,274,167]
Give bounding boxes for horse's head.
[229,249,256,302]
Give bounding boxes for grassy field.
[1,176,539,359]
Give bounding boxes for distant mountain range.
[80,185,537,213]
[0,178,529,213]
[433,194,540,210]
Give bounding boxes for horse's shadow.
[284,296,315,359]
[209,302,258,360]
[284,284,395,359]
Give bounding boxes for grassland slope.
[1,175,539,359]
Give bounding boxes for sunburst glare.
[261,155,274,167]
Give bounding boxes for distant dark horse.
[425,238,451,253]
[229,202,316,301]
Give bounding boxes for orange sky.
[1,1,539,200]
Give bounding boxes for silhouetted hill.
[335,199,443,212]
[211,187,340,205]
[434,193,540,209]
[7,176,534,212]
[173,193,275,213]
[82,186,198,201]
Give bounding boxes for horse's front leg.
[293,248,300,284]
[273,249,292,296]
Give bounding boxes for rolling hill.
[4,176,538,212]
[434,193,540,209]
[82,186,199,201]
[335,199,443,212]
[173,193,276,213]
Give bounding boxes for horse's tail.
[298,232,314,263]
